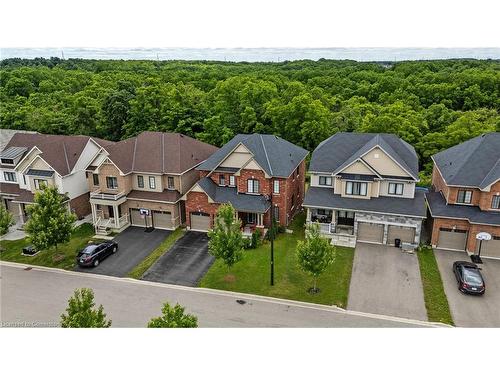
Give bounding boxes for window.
[246,212,256,224]
[296,167,299,178]
[219,174,226,186]
[3,171,16,182]
[229,175,235,186]
[273,206,279,222]
[273,180,280,194]
[106,176,118,189]
[247,179,259,193]
[492,195,500,209]
[291,194,295,208]
[137,175,144,188]
[1,158,14,165]
[92,174,99,186]
[167,176,175,189]
[319,176,332,186]
[23,175,26,185]
[457,190,472,204]
[34,179,47,190]
[388,182,404,196]
[149,176,156,189]
[346,181,367,196]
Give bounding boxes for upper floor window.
[3,171,16,182]
[273,180,280,194]
[388,182,404,196]
[1,158,14,165]
[296,167,300,178]
[492,195,500,209]
[92,174,99,186]
[34,179,47,190]
[247,179,259,194]
[106,176,118,190]
[219,174,226,186]
[346,181,367,196]
[457,190,472,204]
[273,206,280,222]
[167,176,175,190]
[149,176,156,189]
[319,176,332,186]
[229,175,235,186]
[137,175,144,188]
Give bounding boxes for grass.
[127,227,185,279]
[0,223,96,270]
[200,213,355,307]
[417,245,454,325]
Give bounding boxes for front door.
[108,206,114,218]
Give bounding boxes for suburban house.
[303,132,426,248]
[182,134,308,234]
[85,131,218,235]
[0,132,112,225]
[426,132,500,258]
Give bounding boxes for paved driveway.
[76,226,171,277]
[348,243,427,321]
[142,231,214,287]
[434,250,500,327]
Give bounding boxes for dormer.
[0,146,28,168]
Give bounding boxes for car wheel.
[112,246,117,253]
[93,259,99,267]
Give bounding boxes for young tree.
[60,288,111,328]
[208,204,244,270]
[0,205,15,236]
[147,302,198,328]
[24,185,76,251]
[296,223,336,293]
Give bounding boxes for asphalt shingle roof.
[432,132,500,189]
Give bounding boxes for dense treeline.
[1,57,499,184]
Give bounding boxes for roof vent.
[374,153,380,159]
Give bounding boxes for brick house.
[182,134,308,235]
[85,131,217,235]
[426,132,500,258]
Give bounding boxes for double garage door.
[190,212,211,232]
[130,208,172,230]
[357,222,416,245]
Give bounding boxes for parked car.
[76,241,118,267]
[453,261,485,295]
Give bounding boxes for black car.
[453,261,485,295]
[76,241,118,267]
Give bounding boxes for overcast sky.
[2,0,499,48]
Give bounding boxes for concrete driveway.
[434,250,500,327]
[348,243,427,321]
[76,226,171,277]
[142,231,214,287]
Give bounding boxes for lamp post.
[267,192,274,286]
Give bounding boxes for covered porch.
[90,191,129,235]
[306,207,357,247]
[235,210,267,237]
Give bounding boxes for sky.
[2,0,499,48]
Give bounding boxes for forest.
[1,57,499,184]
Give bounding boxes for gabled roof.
[197,134,308,178]
[309,132,419,180]
[103,132,218,174]
[0,129,37,152]
[432,132,500,189]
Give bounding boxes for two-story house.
[85,131,218,235]
[303,133,426,248]
[426,133,500,258]
[0,133,111,225]
[182,134,308,234]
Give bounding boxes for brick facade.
[87,162,133,195]
[69,192,91,219]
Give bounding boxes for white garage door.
[190,212,210,232]
[387,225,416,246]
[130,208,151,227]
[153,210,172,229]
[437,229,467,250]
[357,222,384,244]
[478,236,500,259]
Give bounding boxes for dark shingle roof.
[426,191,500,226]
[309,132,419,180]
[197,134,308,178]
[432,133,500,189]
[198,177,270,213]
[303,187,426,218]
[127,189,181,203]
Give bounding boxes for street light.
[267,192,274,286]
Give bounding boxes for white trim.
[362,145,418,181]
[302,203,426,219]
[19,154,60,177]
[336,157,383,179]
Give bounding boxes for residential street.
[0,262,440,328]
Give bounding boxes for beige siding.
[379,180,416,199]
[341,160,375,175]
[362,147,410,177]
[179,168,199,194]
[132,173,163,192]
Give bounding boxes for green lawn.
[200,213,355,307]
[417,245,454,325]
[128,227,185,279]
[0,223,96,270]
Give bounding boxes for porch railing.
[109,213,129,229]
[90,189,126,201]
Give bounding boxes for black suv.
[453,261,485,295]
[76,241,118,267]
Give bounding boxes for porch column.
[113,204,119,228]
[306,208,311,222]
[18,203,24,224]
[258,213,264,227]
[91,203,96,224]
[383,224,389,245]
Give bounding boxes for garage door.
[153,210,172,229]
[478,236,500,259]
[437,229,467,250]
[387,225,416,246]
[190,212,210,232]
[130,208,151,227]
[357,222,384,244]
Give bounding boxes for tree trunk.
[313,277,317,292]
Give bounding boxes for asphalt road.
[142,231,214,286]
[0,262,442,328]
[76,227,171,277]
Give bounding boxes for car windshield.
[463,268,483,286]
[82,245,99,254]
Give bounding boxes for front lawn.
[417,245,454,325]
[200,213,355,307]
[0,223,96,270]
